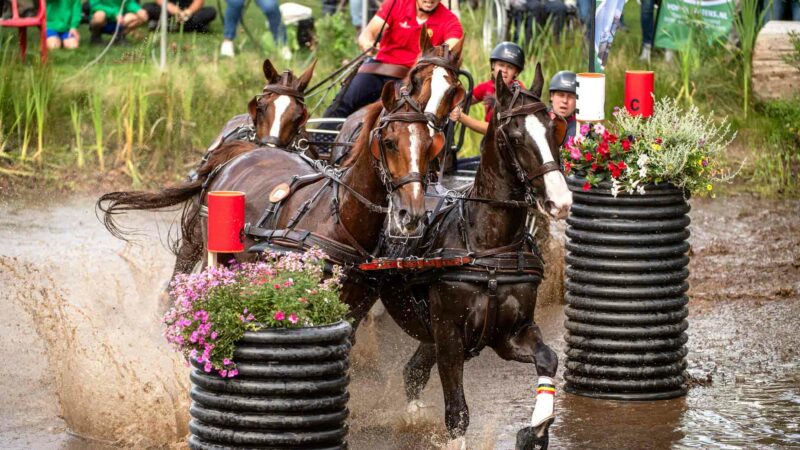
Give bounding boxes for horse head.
[370,82,446,236]
[494,63,572,219]
[248,59,316,148]
[407,27,465,129]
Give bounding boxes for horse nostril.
[398,209,408,220]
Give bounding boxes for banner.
[654,0,735,50]
[594,0,627,71]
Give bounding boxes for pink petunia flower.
[288,313,299,324]
[274,311,285,321]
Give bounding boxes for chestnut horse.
[330,29,465,165]
[379,66,572,449]
[98,59,316,300]
[197,81,447,327]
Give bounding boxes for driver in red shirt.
[323,0,463,119]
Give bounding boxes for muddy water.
[0,194,798,449]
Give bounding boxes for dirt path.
[0,193,797,449]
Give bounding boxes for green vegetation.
[0,0,797,195]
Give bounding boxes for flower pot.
[188,321,352,449]
[563,176,689,400]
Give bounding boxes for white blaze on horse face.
[268,95,291,145]
[424,67,450,136]
[524,115,572,218]
[407,124,424,201]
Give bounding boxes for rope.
[62,0,128,83]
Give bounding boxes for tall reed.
[29,68,53,164]
[90,90,105,170]
[70,102,85,168]
[732,0,768,118]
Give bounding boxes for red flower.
[621,140,631,151]
[656,137,663,144]
[584,152,593,161]
[617,161,627,170]
[608,162,621,178]
[564,161,572,173]
[603,130,618,144]
[591,162,598,171]
[582,182,591,191]
[597,141,610,158]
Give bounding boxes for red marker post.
[207,191,245,267]
[625,70,655,118]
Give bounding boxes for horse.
[377,65,572,450]
[98,58,316,307]
[329,27,465,165]
[195,80,448,327]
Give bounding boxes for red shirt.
[472,79,525,122]
[375,0,463,68]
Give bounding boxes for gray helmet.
[549,71,576,94]
[490,42,525,71]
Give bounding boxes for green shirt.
[46,0,81,32]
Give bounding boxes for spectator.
[323,0,463,119]
[449,41,525,135]
[763,0,800,21]
[220,0,288,58]
[89,0,148,44]
[547,70,576,141]
[142,0,215,32]
[46,0,82,49]
[639,0,656,61]
[527,0,567,44]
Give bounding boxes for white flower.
[637,154,650,168]
[611,179,621,198]
[636,185,647,195]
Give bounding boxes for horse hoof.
[516,426,550,450]
[443,436,466,450]
[404,399,427,426]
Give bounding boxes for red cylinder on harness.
[207,191,246,253]
[625,70,655,117]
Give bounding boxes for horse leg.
[433,319,469,446]
[403,342,436,423]
[493,321,558,450]
[340,281,379,340]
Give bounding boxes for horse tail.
[97,141,259,252]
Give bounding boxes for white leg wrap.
[443,436,466,450]
[531,376,555,428]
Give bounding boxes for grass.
[0,0,798,195]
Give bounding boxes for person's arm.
[69,0,82,35]
[358,15,385,52]
[155,0,181,16]
[183,0,203,16]
[450,106,489,134]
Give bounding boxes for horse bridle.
[406,50,462,131]
[495,86,564,188]
[370,86,437,193]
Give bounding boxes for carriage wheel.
[482,0,508,53]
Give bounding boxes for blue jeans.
[576,0,591,25]
[223,0,286,44]
[763,0,800,21]
[350,0,363,27]
[640,0,656,46]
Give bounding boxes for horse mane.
[341,102,383,168]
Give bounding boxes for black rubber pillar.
[563,176,690,400]
[188,321,352,449]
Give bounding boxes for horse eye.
[382,139,396,151]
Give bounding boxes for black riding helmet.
[490,42,525,71]
[549,71,576,94]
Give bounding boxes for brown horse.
[330,30,465,165]
[98,59,316,300]
[197,81,447,326]
[379,65,572,449]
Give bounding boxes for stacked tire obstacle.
[188,321,352,449]
[563,177,690,400]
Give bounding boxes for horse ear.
[553,115,567,147]
[296,59,317,93]
[430,132,446,160]
[531,62,544,98]
[419,24,433,53]
[263,59,280,84]
[495,72,511,106]
[380,81,398,111]
[248,96,259,121]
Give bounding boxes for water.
[0,193,798,449]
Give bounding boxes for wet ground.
[0,193,798,449]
